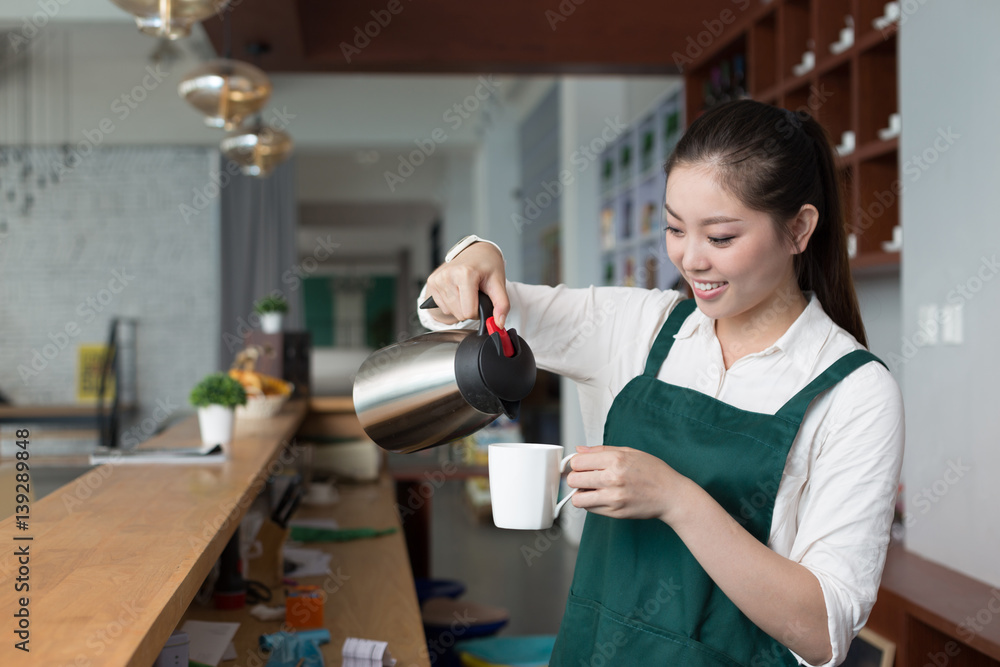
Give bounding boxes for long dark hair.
[664,99,867,348]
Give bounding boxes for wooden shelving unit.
[684,0,902,271]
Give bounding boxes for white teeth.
[694,281,727,291]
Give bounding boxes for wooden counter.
[867,543,1000,665]
[0,399,428,667]
[182,474,429,667]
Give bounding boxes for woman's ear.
[790,204,819,254]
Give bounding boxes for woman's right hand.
[425,242,510,327]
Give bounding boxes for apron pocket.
[552,593,746,667]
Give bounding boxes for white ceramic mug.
[488,443,578,530]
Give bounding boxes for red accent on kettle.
[486,317,515,358]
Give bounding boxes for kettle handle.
[419,292,495,336]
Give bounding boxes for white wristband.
[444,235,503,263]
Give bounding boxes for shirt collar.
[673,293,834,372]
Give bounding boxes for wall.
[517,84,561,286]
[0,146,219,453]
[899,0,1000,587]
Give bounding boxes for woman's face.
[664,164,801,329]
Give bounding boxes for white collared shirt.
[418,281,905,667]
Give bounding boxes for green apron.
[550,298,884,667]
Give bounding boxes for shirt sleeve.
[418,280,683,385]
[786,362,905,667]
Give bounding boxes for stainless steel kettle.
[353,293,536,454]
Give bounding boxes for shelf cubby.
[817,0,853,68]
[780,0,812,79]
[857,33,898,146]
[855,150,899,258]
[782,83,812,115]
[749,10,778,94]
[818,62,852,145]
[858,0,897,41]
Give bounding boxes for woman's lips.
[691,280,729,300]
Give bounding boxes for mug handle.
[554,452,579,519]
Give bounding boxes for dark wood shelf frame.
[684,0,902,272]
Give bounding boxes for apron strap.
[643,298,697,377]
[775,349,888,424]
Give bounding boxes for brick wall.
[0,146,220,454]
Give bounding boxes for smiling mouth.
[692,281,728,291]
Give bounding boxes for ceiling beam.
[205,0,738,74]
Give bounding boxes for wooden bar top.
[0,400,309,666]
[183,474,430,667]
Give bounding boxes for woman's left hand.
[567,445,691,524]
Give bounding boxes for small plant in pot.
[190,372,247,453]
[254,294,288,334]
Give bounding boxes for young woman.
[420,100,904,667]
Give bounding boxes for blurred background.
[0,0,998,652]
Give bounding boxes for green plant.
[189,373,247,408]
[253,294,289,314]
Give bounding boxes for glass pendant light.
[109,0,230,40]
[178,59,272,130]
[220,124,293,178]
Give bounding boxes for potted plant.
[254,294,288,334]
[190,372,247,452]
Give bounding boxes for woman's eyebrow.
[664,202,741,225]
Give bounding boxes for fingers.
[566,470,604,490]
[483,275,510,328]
[569,446,621,472]
[426,243,509,325]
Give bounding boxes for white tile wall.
[0,146,220,454]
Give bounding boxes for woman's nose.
[682,242,711,273]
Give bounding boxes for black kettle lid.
[421,292,537,418]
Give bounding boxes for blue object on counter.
[259,629,331,667]
[414,578,466,606]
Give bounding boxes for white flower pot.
[260,312,283,334]
[198,405,236,452]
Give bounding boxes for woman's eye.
[709,236,735,247]
[664,225,683,236]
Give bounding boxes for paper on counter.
[180,620,240,666]
[282,546,332,576]
[222,642,237,661]
[343,637,396,666]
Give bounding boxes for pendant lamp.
[178,59,272,130]
[220,124,293,178]
[110,0,230,40]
